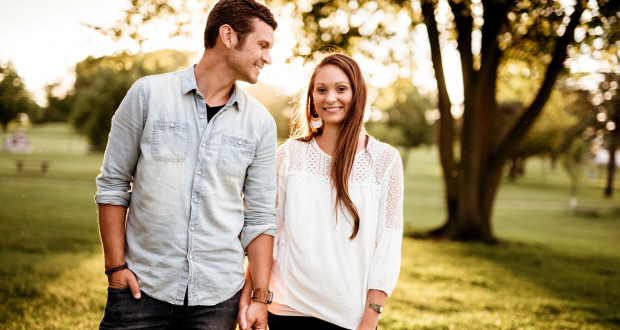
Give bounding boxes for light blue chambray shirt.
[95,65,277,306]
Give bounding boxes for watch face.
[379,306,384,313]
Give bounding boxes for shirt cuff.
[240,223,277,250]
[94,191,131,207]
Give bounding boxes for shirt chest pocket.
[151,120,190,162]
[217,133,256,178]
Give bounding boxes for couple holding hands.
[95,0,404,329]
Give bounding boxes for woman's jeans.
[99,288,240,330]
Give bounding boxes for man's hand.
[244,302,268,330]
[108,268,141,299]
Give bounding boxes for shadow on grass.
[454,240,620,327]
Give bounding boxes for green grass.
[0,124,619,329]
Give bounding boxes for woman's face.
[312,64,353,127]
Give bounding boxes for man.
[95,0,278,329]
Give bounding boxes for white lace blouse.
[268,137,404,329]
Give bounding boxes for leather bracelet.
[105,264,128,275]
[251,288,273,305]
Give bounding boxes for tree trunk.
[1,122,7,133]
[605,102,619,197]
[420,0,583,242]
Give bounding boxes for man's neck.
[194,49,236,106]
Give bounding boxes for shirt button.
[194,198,198,203]
[197,171,202,175]
[201,143,206,147]
[200,115,204,119]
[170,123,175,128]
[191,227,195,231]
[188,255,193,260]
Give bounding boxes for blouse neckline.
[311,135,372,159]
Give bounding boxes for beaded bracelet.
[105,263,128,275]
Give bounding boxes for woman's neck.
[314,124,366,156]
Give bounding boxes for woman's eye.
[318,88,326,92]
[338,87,346,92]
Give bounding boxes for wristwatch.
[366,302,384,313]
[251,288,273,304]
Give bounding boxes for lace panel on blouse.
[385,156,404,230]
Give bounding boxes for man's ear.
[218,24,237,50]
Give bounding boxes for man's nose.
[263,50,273,65]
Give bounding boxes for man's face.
[227,19,274,84]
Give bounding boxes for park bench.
[14,159,52,174]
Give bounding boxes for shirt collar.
[181,65,244,111]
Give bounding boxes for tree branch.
[492,2,584,171]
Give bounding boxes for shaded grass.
[382,239,620,330]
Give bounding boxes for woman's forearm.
[357,289,387,330]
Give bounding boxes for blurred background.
[1,0,619,328]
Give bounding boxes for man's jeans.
[99,288,241,330]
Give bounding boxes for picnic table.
[14,159,52,173]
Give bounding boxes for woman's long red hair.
[290,53,368,239]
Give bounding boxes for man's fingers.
[126,271,141,299]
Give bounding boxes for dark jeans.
[99,288,240,330]
[267,312,350,330]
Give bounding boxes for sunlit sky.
[0,0,467,107]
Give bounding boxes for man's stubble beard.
[227,46,258,85]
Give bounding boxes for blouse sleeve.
[368,151,404,297]
[273,142,288,260]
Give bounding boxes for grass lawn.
[0,124,619,329]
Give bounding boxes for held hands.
[238,299,268,330]
[107,268,141,299]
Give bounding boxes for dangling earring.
[310,106,323,129]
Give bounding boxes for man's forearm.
[245,234,274,290]
[98,204,128,269]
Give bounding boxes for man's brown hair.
[204,0,277,49]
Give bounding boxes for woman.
[241,53,404,330]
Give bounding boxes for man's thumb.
[127,272,141,299]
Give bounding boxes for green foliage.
[0,62,33,132]
[70,50,190,151]
[366,79,435,147]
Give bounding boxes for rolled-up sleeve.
[94,79,145,207]
[240,118,278,250]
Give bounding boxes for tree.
[366,78,435,168]
[592,72,620,197]
[70,50,190,150]
[0,62,32,133]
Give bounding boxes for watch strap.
[251,288,273,304]
[366,302,383,313]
